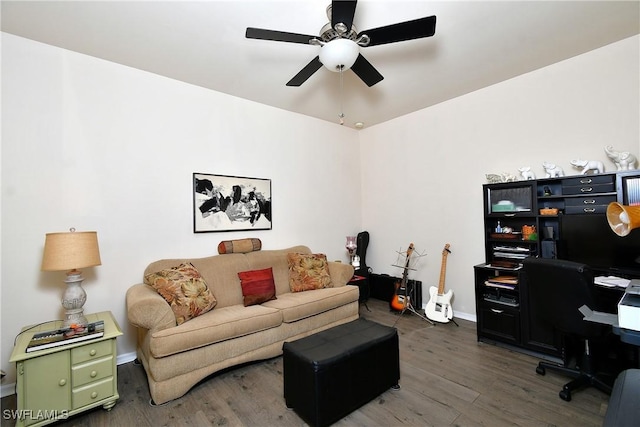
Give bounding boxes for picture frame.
[193,173,272,233]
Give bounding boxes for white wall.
[2,32,638,393]
[0,34,361,387]
[360,35,640,321]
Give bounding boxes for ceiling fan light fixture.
[319,38,359,72]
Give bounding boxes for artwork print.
[193,173,272,233]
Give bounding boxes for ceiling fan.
[245,0,436,87]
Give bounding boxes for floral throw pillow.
[287,253,332,292]
[237,267,277,306]
[144,262,217,325]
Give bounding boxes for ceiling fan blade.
[246,27,316,45]
[286,56,323,87]
[360,15,436,47]
[350,54,383,87]
[331,0,357,32]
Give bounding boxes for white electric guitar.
[425,244,454,323]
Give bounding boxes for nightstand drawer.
[71,356,114,387]
[71,340,112,364]
[72,377,114,409]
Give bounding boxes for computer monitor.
[559,213,640,277]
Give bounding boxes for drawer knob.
[90,370,98,378]
[89,349,97,356]
[580,187,593,193]
[490,308,504,314]
[580,178,593,184]
[58,379,67,387]
[91,391,98,399]
[583,199,596,204]
[583,208,596,213]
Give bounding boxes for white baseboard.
[1,351,138,399]
[117,351,137,366]
[454,311,477,323]
[418,304,477,323]
[1,383,15,399]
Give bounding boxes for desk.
[613,326,640,346]
[596,279,640,347]
[582,297,640,369]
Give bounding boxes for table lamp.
[606,202,640,237]
[41,228,101,329]
[345,236,359,267]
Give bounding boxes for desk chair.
[522,257,613,401]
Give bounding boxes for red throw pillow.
[238,267,277,306]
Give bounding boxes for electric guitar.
[390,243,414,312]
[425,243,454,323]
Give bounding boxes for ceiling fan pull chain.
[339,65,345,125]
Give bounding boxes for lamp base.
[62,271,88,329]
[63,310,88,330]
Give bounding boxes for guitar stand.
[393,300,434,327]
[392,279,434,327]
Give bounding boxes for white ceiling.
[2,1,639,129]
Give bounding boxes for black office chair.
[521,257,613,401]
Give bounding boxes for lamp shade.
[606,202,640,237]
[41,230,101,271]
[319,38,359,72]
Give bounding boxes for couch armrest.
[126,284,176,332]
[328,262,355,287]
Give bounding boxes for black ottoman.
[283,318,399,427]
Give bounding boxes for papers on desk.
[579,305,618,326]
[594,276,630,288]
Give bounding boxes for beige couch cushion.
[149,304,282,358]
[261,285,359,323]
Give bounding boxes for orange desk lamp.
[606,202,640,237]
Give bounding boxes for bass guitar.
[390,243,414,312]
[425,243,454,323]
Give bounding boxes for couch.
[126,245,359,404]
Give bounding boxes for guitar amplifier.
[369,273,422,308]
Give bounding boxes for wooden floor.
[1,298,610,426]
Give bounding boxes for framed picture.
[193,173,272,233]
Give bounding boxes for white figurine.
[518,167,536,180]
[485,174,503,183]
[501,172,517,182]
[542,162,565,178]
[485,173,517,183]
[570,159,604,175]
[604,145,637,170]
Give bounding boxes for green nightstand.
[9,311,122,427]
